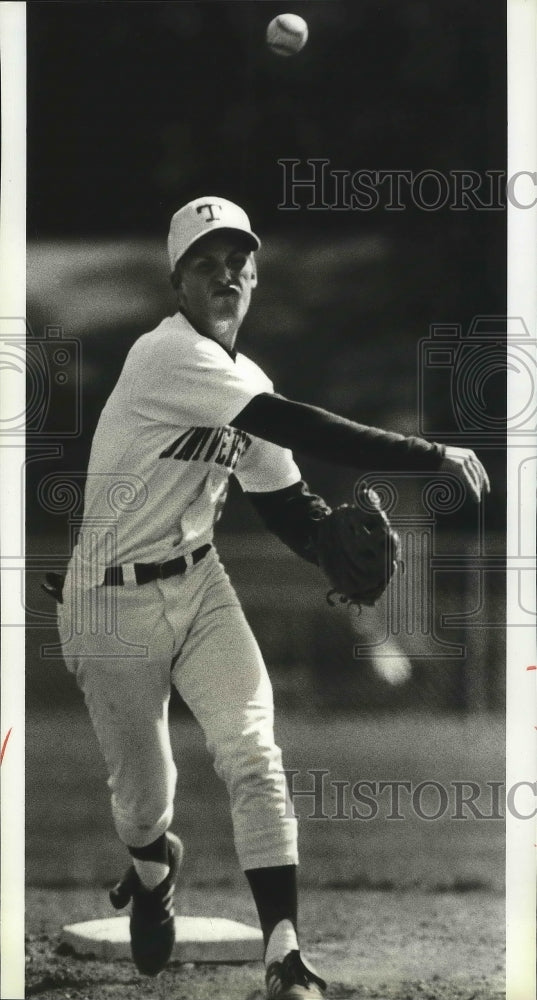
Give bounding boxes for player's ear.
[170,262,183,293]
[250,254,257,289]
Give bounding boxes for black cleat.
[109,832,183,976]
[265,949,327,999]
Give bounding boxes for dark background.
[26,1,507,711]
[28,1,505,239]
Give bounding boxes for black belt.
[103,544,212,586]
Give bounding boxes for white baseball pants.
[57,548,298,871]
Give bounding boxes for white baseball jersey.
[69,311,301,586]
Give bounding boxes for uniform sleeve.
[233,391,445,472]
[128,328,272,428]
[245,479,331,565]
[234,435,302,493]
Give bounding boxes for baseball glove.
[314,487,400,607]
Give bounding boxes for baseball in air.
[266,14,308,57]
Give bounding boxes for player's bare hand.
[439,446,491,502]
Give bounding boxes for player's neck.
[178,308,239,358]
[207,317,239,353]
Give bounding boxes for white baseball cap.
[168,196,261,271]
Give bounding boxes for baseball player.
[51,196,489,1000]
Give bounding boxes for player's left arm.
[245,479,330,565]
[234,434,330,563]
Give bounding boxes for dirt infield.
[26,886,504,999]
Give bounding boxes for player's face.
[176,232,256,348]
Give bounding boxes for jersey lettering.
[158,428,193,459]
[159,426,251,471]
[204,427,226,461]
